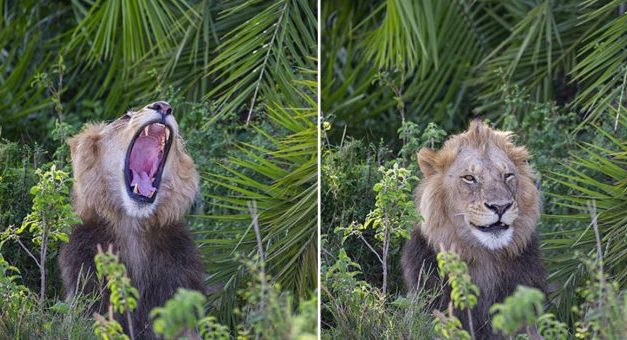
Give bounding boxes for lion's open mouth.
[471,221,510,233]
[124,122,173,203]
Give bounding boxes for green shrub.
[335,162,418,295]
[0,252,94,338]
[323,248,434,339]
[0,164,78,303]
[92,245,139,339]
[151,289,213,339]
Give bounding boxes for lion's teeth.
[147,191,154,198]
[144,126,150,136]
[165,129,170,141]
[132,184,139,194]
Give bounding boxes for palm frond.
[204,0,316,118]
[67,0,194,66]
[474,0,582,109]
[544,111,627,307]
[570,0,627,124]
[199,77,317,326]
[362,0,438,76]
[62,0,197,115]
[322,0,488,137]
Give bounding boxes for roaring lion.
[401,121,546,339]
[59,101,205,338]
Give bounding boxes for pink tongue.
[129,133,162,197]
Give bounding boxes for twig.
[123,288,135,340]
[357,234,383,265]
[249,201,264,262]
[467,309,476,340]
[381,219,391,295]
[39,211,48,305]
[588,200,606,315]
[588,201,603,268]
[15,237,41,269]
[248,200,266,326]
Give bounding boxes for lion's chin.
[469,225,514,250]
[120,194,158,219]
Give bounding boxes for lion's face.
[416,121,539,255]
[443,145,520,249]
[69,101,199,225]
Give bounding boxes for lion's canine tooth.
[147,191,154,198]
[144,126,150,136]
[133,184,139,194]
[165,129,170,141]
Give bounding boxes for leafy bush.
[491,286,570,339]
[0,253,94,338]
[430,250,477,339]
[0,165,78,303]
[336,163,418,295]
[93,245,139,339]
[151,289,217,339]
[323,248,435,339]
[91,244,317,339]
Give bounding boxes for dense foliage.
[1,0,317,337]
[322,0,626,338]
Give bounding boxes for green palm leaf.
[544,111,627,310]
[204,0,316,119]
[198,78,317,326]
[68,0,193,65]
[570,0,627,125]
[322,0,488,136]
[64,0,194,113]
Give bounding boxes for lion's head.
[415,121,539,258]
[68,101,199,226]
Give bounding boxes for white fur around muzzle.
[470,226,514,249]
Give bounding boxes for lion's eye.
[504,173,515,181]
[461,175,476,183]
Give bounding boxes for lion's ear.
[417,148,438,177]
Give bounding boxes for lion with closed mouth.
[59,101,206,339]
[401,121,546,339]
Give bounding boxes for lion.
[401,120,546,339]
[59,101,206,339]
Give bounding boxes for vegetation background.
[0,0,317,338]
[321,0,626,338]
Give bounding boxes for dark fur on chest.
[401,227,546,339]
[59,218,206,339]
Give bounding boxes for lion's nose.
[148,101,173,117]
[485,202,513,217]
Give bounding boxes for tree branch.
[15,237,41,269]
[358,234,383,265]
